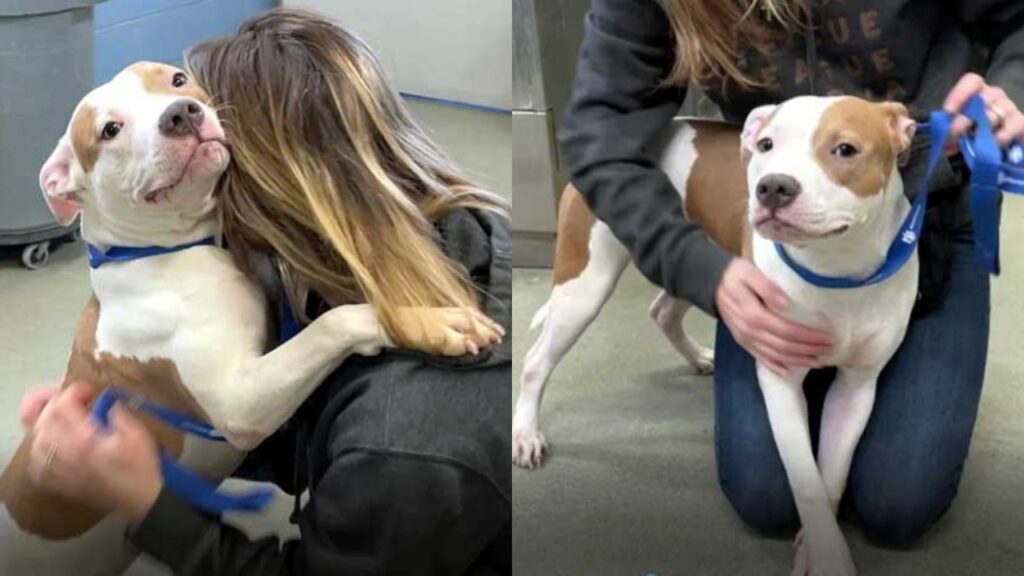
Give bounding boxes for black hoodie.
[560,0,1024,315]
[128,209,512,575]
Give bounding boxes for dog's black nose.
[756,174,801,210]
[159,99,204,137]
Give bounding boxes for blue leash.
[85,237,303,514]
[91,388,274,514]
[776,93,1024,288]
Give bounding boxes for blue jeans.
[713,241,990,547]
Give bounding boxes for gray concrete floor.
[0,100,506,575]
[512,200,1024,575]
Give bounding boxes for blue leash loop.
[91,388,274,514]
[776,93,1024,288]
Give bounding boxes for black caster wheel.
[21,241,51,270]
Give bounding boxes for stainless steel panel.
[531,0,589,120]
[512,0,589,269]
[511,110,559,267]
[512,110,559,234]
[514,0,590,110]
[512,0,544,109]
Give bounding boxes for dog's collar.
[87,236,217,269]
[775,93,1021,289]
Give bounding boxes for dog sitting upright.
[513,96,918,575]
[0,62,498,566]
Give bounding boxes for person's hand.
[715,258,833,378]
[19,380,61,431]
[26,382,163,525]
[944,73,1024,147]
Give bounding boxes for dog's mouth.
[754,214,850,240]
[142,138,228,204]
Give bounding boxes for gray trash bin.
[0,0,105,269]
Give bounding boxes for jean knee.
[718,464,799,536]
[856,490,953,547]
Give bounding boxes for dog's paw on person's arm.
[393,306,505,357]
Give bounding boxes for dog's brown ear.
[740,104,779,165]
[879,102,916,167]
[39,136,83,227]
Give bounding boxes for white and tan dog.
[514,96,918,575]
[0,62,498,575]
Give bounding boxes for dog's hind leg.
[513,186,630,469]
[648,291,714,374]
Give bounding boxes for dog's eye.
[756,137,774,153]
[101,122,122,140]
[832,143,859,158]
[172,72,188,88]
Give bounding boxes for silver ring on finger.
[991,104,1007,128]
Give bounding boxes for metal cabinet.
[512,0,589,267]
[0,0,105,268]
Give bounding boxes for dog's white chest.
[753,238,920,370]
[91,247,267,370]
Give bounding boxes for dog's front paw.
[512,424,548,470]
[792,529,856,576]
[689,345,714,375]
[396,307,504,356]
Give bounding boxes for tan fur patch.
[127,61,212,104]
[552,185,597,285]
[686,121,748,257]
[70,104,99,173]
[0,297,209,540]
[552,122,752,283]
[812,98,899,197]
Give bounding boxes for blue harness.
[85,237,293,514]
[775,93,1024,288]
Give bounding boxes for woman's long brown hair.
[186,8,507,346]
[657,0,809,89]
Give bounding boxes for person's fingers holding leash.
[28,384,100,488]
[945,72,986,139]
[945,73,1024,146]
[93,405,163,523]
[978,84,1024,146]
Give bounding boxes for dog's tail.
[529,299,550,332]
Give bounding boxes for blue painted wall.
[94,0,276,84]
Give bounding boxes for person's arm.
[559,0,732,314]
[129,451,509,575]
